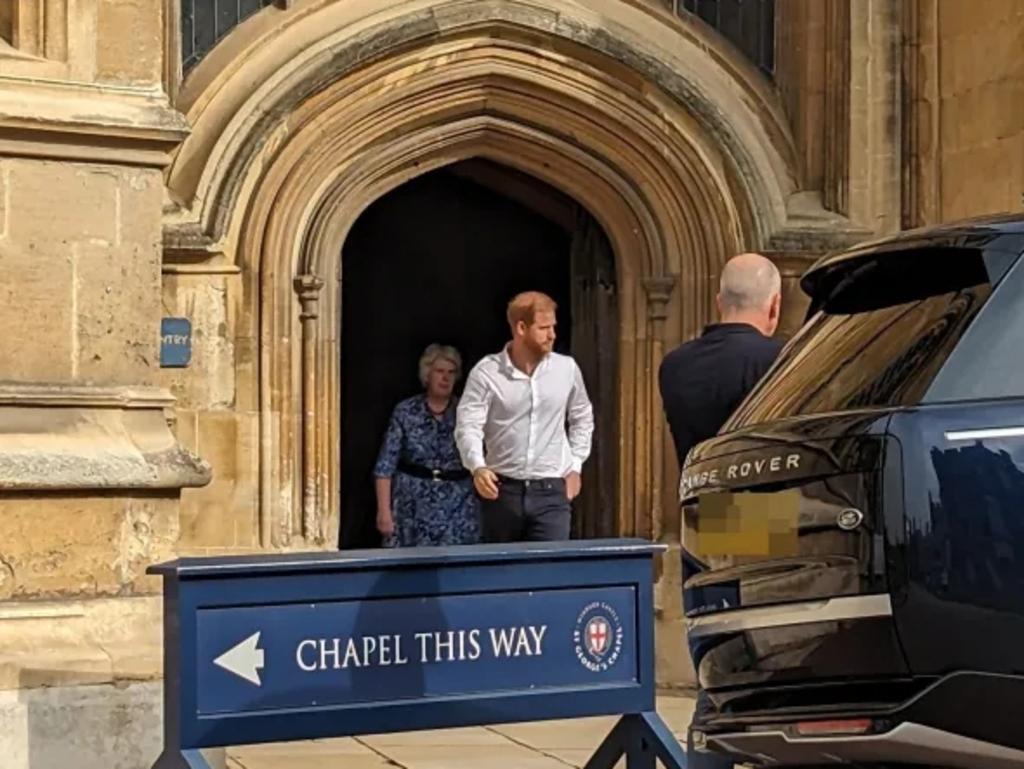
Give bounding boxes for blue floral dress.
[373,395,481,547]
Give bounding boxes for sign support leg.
[152,749,215,769]
[639,711,689,769]
[584,712,687,769]
[625,724,657,769]
[584,714,631,769]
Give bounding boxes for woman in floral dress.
[373,344,481,547]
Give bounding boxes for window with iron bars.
[670,0,775,76]
[181,0,280,74]
[179,1,774,80]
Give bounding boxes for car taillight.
[795,718,873,737]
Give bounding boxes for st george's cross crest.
[573,600,624,672]
[585,616,611,656]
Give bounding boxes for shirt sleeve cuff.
[570,458,583,474]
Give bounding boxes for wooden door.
[569,205,619,538]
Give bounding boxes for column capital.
[294,274,325,320]
[642,275,677,321]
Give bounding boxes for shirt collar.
[702,322,764,337]
[418,394,455,421]
[501,344,548,379]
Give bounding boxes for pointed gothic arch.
[163,0,816,550]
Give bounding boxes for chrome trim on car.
[685,594,893,639]
[706,722,1024,769]
[945,426,1024,442]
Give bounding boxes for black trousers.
[480,476,571,542]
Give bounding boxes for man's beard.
[527,338,552,356]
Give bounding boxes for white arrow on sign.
[213,631,265,686]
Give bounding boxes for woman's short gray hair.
[419,343,463,387]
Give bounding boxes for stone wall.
[905,0,1024,226]
[935,0,1024,221]
[0,2,204,765]
[160,272,261,555]
[0,160,162,384]
[775,0,828,193]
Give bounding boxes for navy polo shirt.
[658,323,784,467]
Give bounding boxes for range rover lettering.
[680,214,1024,768]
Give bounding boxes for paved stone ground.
[227,692,696,769]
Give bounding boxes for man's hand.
[473,467,500,500]
[565,471,582,500]
[376,509,395,537]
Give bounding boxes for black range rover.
[680,215,1024,768]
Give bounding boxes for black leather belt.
[496,475,565,490]
[397,461,469,482]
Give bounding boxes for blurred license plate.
[694,489,800,557]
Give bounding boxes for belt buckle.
[431,468,441,482]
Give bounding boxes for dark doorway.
[339,160,618,549]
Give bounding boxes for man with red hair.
[456,291,594,542]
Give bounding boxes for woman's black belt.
[397,461,470,481]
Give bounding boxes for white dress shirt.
[455,347,594,479]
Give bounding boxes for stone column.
[848,0,903,233]
[642,275,677,545]
[643,274,695,689]
[766,252,819,339]
[295,273,325,545]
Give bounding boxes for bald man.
[658,252,784,769]
[659,252,784,468]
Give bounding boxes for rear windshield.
[725,247,1018,429]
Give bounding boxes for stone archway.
[336,161,613,548]
[163,0,811,553]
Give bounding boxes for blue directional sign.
[197,586,637,715]
[149,540,685,769]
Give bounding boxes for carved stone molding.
[901,0,940,229]
[164,0,828,552]
[0,383,175,409]
[643,276,677,322]
[0,0,68,64]
[294,274,325,321]
[0,79,189,168]
[824,0,851,215]
[641,274,677,544]
[0,384,210,491]
[847,0,902,235]
[166,0,808,250]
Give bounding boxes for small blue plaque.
[160,318,192,368]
